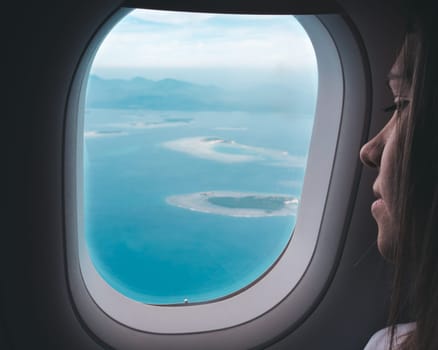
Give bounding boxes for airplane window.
[83,9,318,305]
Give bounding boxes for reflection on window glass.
[84,9,318,304]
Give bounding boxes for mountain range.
[86,75,315,113]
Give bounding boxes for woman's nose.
[360,137,381,168]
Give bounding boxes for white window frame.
[64,8,369,349]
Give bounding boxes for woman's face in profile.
[360,51,411,259]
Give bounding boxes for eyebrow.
[385,78,394,94]
[387,72,402,80]
[385,73,402,94]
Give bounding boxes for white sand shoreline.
[162,136,306,167]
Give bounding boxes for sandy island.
[162,136,306,167]
[84,130,126,138]
[166,191,299,217]
[109,118,192,130]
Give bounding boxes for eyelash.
[382,99,410,113]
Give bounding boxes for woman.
[360,1,438,349]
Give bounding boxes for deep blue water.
[84,108,314,304]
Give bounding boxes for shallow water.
[84,108,314,304]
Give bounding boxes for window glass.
[84,9,317,304]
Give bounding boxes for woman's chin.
[372,201,397,260]
[377,232,396,262]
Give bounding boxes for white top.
[364,323,416,350]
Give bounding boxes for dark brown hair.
[388,1,438,349]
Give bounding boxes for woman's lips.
[371,198,384,214]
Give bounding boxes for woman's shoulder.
[363,322,416,350]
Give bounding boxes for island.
[84,130,126,138]
[166,191,299,217]
[162,136,306,167]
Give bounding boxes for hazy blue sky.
[91,9,317,88]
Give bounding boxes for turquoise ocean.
[84,108,314,304]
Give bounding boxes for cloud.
[92,9,316,71]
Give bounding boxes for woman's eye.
[396,99,410,110]
[383,103,397,113]
[382,99,410,114]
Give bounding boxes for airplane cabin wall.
[5,1,122,349]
